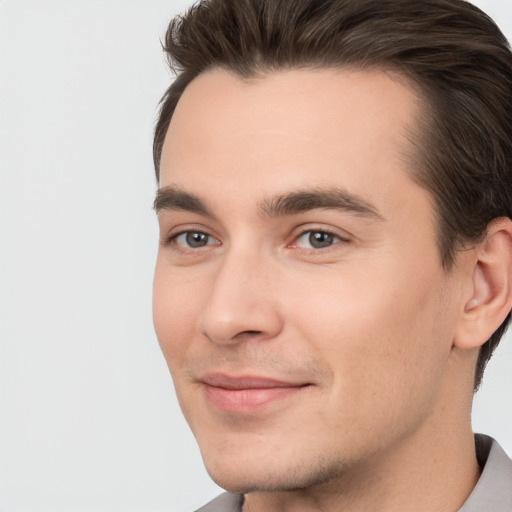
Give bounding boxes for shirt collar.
[458,434,512,511]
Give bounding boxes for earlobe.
[454,218,512,350]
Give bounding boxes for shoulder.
[194,492,244,512]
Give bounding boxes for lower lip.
[204,385,307,414]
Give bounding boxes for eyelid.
[160,224,222,249]
[287,225,352,249]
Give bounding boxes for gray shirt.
[195,435,512,512]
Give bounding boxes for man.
[151,0,512,510]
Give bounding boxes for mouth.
[199,373,311,414]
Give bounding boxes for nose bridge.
[198,240,282,345]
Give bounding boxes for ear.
[454,218,512,350]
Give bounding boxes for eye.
[295,230,342,249]
[173,231,219,249]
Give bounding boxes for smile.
[200,373,311,414]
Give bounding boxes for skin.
[153,68,512,511]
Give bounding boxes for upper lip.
[199,373,310,390]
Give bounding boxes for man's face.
[153,68,465,492]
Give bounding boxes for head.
[152,0,512,495]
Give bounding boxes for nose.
[198,248,284,346]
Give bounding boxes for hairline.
[155,63,454,267]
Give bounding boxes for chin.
[201,447,348,494]
[200,447,266,493]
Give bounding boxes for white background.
[0,1,511,511]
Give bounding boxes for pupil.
[309,231,333,248]
[186,232,208,248]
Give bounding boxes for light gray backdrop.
[1,1,511,511]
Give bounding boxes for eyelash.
[291,228,348,250]
[162,230,219,251]
[163,227,348,252]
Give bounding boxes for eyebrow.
[260,188,384,220]
[153,186,212,216]
[154,185,383,221]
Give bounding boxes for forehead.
[159,67,424,217]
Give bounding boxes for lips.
[200,373,310,413]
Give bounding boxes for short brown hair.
[153,0,512,390]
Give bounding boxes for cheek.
[286,262,452,409]
[152,261,201,371]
